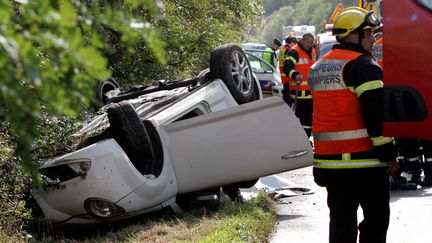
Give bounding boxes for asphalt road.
[269,166,432,243]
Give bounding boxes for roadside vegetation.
[4,192,276,242]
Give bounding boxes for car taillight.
[84,198,125,218]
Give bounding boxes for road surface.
[270,166,432,243]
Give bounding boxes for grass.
[24,192,276,243]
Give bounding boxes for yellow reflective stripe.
[313,158,388,169]
[314,128,369,141]
[289,69,296,78]
[342,153,351,160]
[347,86,355,92]
[298,57,309,64]
[354,80,383,97]
[289,90,312,99]
[371,136,393,146]
[286,56,297,64]
[290,81,308,86]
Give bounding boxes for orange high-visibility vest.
[288,44,317,92]
[279,45,291,84]
[372,37,383,68]
[308,49,374,155]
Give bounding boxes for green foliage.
[251,0,364,43]
[0,0,166,178]
[263,0,300,16]
[199,192,276,243]
[110,0,264,85]
[0,124,31,238]
[32,113,80,163]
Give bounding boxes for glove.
[295,74,303,85]
[387,160,399,176]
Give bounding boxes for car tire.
[210,44,258,104]
[107,101,155,175]
[93,78,120,109]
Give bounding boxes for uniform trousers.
[325,169,390,243]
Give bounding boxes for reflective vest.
[372,37,383,68]
[308,48,388,169]
[278,45,291,84]
[263,47,276,66]
[287,44,317,94]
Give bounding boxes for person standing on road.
[279,36,298,105]
[263,38,281,67]
[283,33,317,138]
[308,7,399,243]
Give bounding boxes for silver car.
[31,44,312,228]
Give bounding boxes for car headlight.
[84,198,125,218]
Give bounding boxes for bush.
[0,124,31,237]
[0,113,79,239]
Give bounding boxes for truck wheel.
[107,101,155,175]
[210,44,258,104]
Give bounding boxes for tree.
[252,0,360,44]
[110,0,264,84]
[0,0,166,179]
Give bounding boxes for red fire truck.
[380,0,432,141]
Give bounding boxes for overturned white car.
[30,44,312,227]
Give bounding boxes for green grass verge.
[21,191,276,242]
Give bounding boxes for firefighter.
[308,7,398,243]
[372,35,383,68]
[263,38,281,67]
[279,36,298,105]
[282,33,317,138]
[395,138,432,187]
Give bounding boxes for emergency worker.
[263,38,281,67]
[308,7,398,243]
[279,36,298,105]
[282,33,317,137]
[372,35,383,68]
[395,138,432,187]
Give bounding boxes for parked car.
[244,50,282,97]
[30,44,312,228]
[316,31,337,59]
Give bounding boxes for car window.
[417,0,432,10]
[246,54,273,72]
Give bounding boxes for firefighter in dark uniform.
[279,36,298,105]
[308,7,399,243]
[283,33,317,138]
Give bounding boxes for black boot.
[391,174,417,190]
[420,161,432,187]
[408,159,422,185]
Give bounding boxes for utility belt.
[289,90,312,99]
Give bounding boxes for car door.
[383,0,432,140]
[161,97,313,194]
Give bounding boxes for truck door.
[383,0,432,140]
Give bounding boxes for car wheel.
[93,78,120,109]
[210,44,258,104]
[107,101,155,175]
